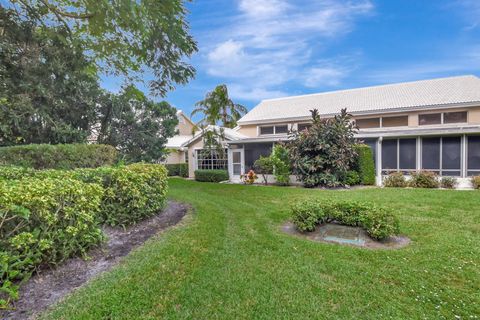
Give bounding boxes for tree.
[287,109,357,187]
[96,86,178,163]
[0,8,100,146]
[192,84,248,128]
[5,0,197,96]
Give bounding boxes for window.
[444,111,467,124]
[356,118,380,129]
[260,126,274,135]
[196,149,227,170]
[297,123,311,131]
[421,137,461,176]
[275,125,288,134]
[382,116,408,127]
[259,125,289,135]
[419,113,441,125]
[467,136,480,176]
[244,143,273,171]
[382,139,416,174]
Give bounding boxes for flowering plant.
[241,170,258,184]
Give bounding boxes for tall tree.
[96,86,178,163]
[0,8,100,146]
[5,0,198,96]
[192,84,248,128]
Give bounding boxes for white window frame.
[258,124,290,136]
[194,148,228,170]
[418,111,468,126]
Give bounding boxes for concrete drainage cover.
[282,222,410,249]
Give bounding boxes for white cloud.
[201,0,373,101]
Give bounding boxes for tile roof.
[238,75,480,124]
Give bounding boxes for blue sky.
[102,0,480,122]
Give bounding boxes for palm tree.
[191,84,248,128]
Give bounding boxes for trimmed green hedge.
[0,177,104,307]
[0,144,118,170]
[194,170,229,182]
[291,199,399,240]
[165,163,188,177]
[353,144,375,185]
[0,163,168,307]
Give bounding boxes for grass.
[44,179,480,319]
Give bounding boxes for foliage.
[353,144,376,185]
[383,172,407,188]
[408,171,439,188]
[96,86,178,163]
[291,199,400,240]
[0,8,100,146]
[471,176,480,189]
[0,177,104,307]
[0,166,36,181]
[165,163,189,177]
[345,171,361,186]
[241,170,258,185]
[253,156,273,185]
[0,144,117,170]
[192,85,248,128]
[287,109,357,188]
[270,144,291,186]
[7,0,197,97]
[194,170,229,183]
[440,177,457,189]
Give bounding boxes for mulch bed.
[1,201,190,320]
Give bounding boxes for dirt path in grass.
[1,201,190,320]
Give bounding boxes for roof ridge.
[260,75,478,103]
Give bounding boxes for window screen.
[196,149,227,170]
[419,113,441,126]
[275,125,288,134]
[444,112,467,124]
[399,139,416,170]
[244,143,272,171]
[468,136,480,176]
[421,138,440,171]
[383,116,408,127]
[356,118,380,129]
[441,137,461,176]
[382,139,398,171]
[260,126,274,135]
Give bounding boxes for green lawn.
[44,179,480,319]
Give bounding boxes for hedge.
[0,144,118,170]
[194,170,229,182]
[0,163,168,307]
[0,177,104,307]
[291,199,399,240]
[353,144,375,185]
[165,163,188,177]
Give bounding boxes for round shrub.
[291,200,399,240]
[440,177,457,189]
[344,171,361,186]
[383,172,407,188]
[408,171,439,188]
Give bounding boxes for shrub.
[165,163,188,177]
[288,109,357,187]
[253,156,273,185]
[99,164,168,226]
[471,176,480,189]
[194,170,229,183]
[241,170,258,184]
[353,144,375,185]
[0,166,36,181]
[270,144,291,185]
[440,177,457,189]
[0,177,104,307]
[383,172,407,188]
[291,200,399,240]
[0,144,118,170]
[409,171,439,188]
[345,171,361,186]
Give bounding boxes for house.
[168,75,480,187]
